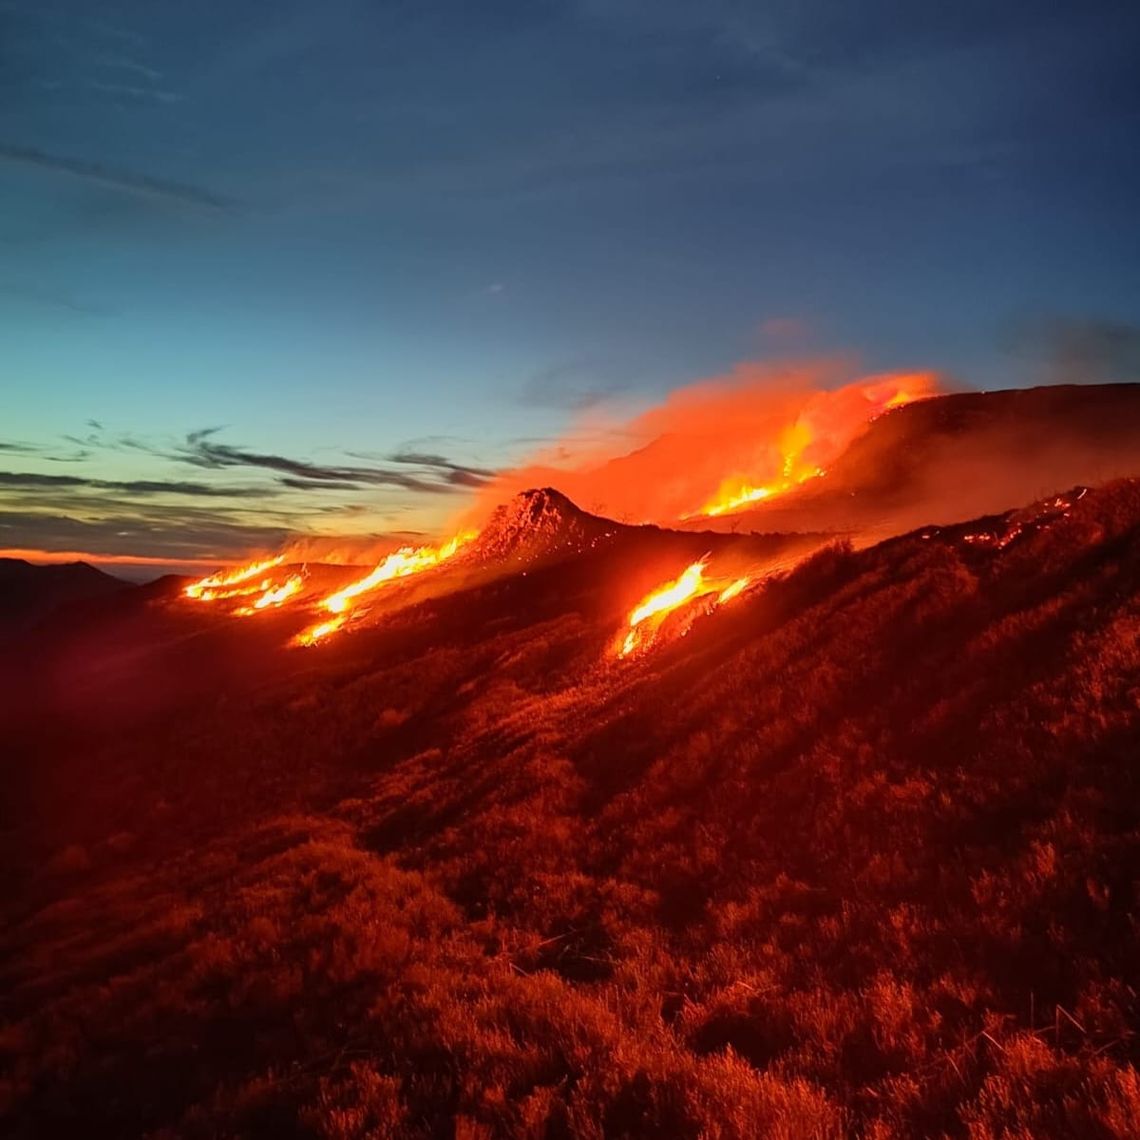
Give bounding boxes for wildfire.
[692,377,931,519]
[184,556,286,601]
[716,576,750,604]
[234,574,304,616]
[294,530,476,646]
[619,561,751,657]
[322,532,474,616]
[294,615,346,646]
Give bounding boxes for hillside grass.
[4,482,1140,1137]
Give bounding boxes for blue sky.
[1,0,1138,565]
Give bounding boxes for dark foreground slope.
[4,483,1140,1138]
[0,558,129,633]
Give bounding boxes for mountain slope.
[465,486,623,565]
[3,481,1140,1137]
[690,381,1140,540]
[0,558,130,633]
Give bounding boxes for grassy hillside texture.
[4,482,1140,1138]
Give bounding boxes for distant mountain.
[688,381,1140,540]
[0,558,131,632]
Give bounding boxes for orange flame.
[234,574,304,616]
[716,576,750,605]
[184,556,286,601]
[294,615,346,646]
[619,561,753,657]
[322,532,474,616]
[629,561,707,627]
[294,530,476,645]
[465,366,940,528]
[693,376,931,518]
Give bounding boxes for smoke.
[1009,316,1140,387]
[467,360,941,525]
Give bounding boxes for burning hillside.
[6,476,1140,1138]
[689,382,1140,540]
[616,560,752,657]
[465,487,623,565]
[177,485,821,656]
[469,367,940,526]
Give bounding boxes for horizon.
[3,1,1139,569]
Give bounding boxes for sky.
[2,0,1138,570]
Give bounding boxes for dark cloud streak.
[0,143,237,215]
[0,508,290,561]
[176,432,497,494]
[520,359,631,411]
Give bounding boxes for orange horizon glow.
[0,547,254,571]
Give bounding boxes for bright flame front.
[184,556,286,601]
[618,561,751,657]
[234,574,304,616]
[294,530,475,646]
[691,377,932,518]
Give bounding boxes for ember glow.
[294,530,476,646]
[619,560,751,657]
[184,556,286,601]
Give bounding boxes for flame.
[693,378,929,518]
[464,366,941,529]
[618,561,754,657]
[255,574,303,609]
[293,615,346,646]
[321,532,474,616]
[184,556,286,601]
[716,576,750,604]
[294,530,476,645]
[629,561,707,627]
[234,574,304,616]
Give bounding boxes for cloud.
[0,470,272,498]
[0,507,290,561]
[387,450,497,487]
[1,422,496,564]
[176,430,496,493]
[0,144,236,215]
[0,282,114,317]
[277,477,366,493]
[521,359,631,411]
[91,54,163,83]
[85,79,183,104]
